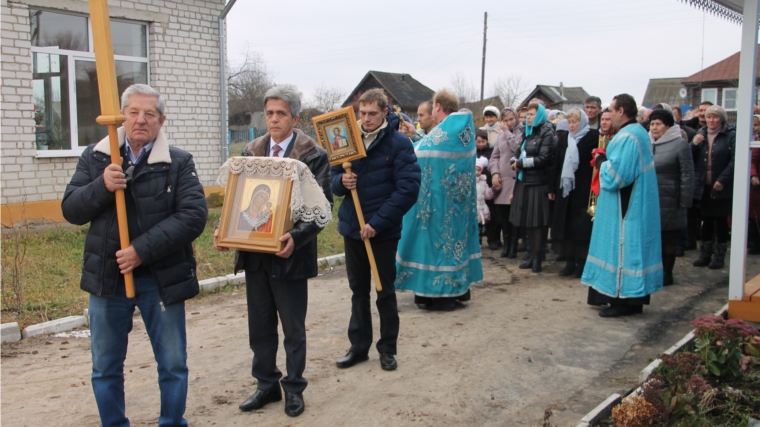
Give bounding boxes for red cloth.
[590,148,607,196]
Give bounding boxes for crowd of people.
[423,95,739,319]
[64,82,745,424]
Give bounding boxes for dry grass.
[1,198,344,328]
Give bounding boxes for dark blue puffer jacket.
[331,113,421,241]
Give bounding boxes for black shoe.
[519,256,533,269]
[507,240,518,258]
[676,247,685,257]
[336,351,369,369]
[380,353,397,371]
[599,305,642,318]
[522,252,531,261]
[284,392,304,417]
[419,300,456,311]
[488,242,500,251]
[500,244,509,258]
[531,257,542,273]
[558,261,576,276]
[663,272,674,286]
[573,262,585,278]
[239,387,282,411]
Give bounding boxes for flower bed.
[601,315,760,426]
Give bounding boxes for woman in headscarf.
[548,109,599,277]
[509,103,554,272]
[649,109,694,285]
[489,107,524,257]
[691,105,736,270]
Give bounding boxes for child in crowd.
[476,156,493,243]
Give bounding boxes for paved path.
[2,247,751,426]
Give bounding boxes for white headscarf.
[560,109,590,198]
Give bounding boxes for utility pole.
[480,11,487,108]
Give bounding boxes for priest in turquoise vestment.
[581,94,662,317]
[395,99,483,311]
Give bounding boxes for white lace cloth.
[218,157,332,228]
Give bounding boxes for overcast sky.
[225,0,744,108]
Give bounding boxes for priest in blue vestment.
[582,94,663,318]
[395,90,484,311]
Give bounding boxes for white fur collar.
[93,126,171,164]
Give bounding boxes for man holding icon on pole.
[331,88,420,371]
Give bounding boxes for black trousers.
[496,204,513,242]
[344,237,400,355]
[485,200,501,244]
[701,216,730,244]
[244,254,308,393]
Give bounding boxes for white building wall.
[1,0,225,206]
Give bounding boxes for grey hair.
[264,86,301,118]
[121,84,166,116]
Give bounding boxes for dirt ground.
[2,248,755,427]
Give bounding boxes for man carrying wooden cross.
[331,88,421,371]
[62,84,208,427]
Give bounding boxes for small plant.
[645,352,712,420]
[691,315,759,378]
[611,395,658,427]
[1,201,29,313]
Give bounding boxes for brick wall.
[1,0,226,207]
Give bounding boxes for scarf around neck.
[650,124,683,146]
[360,119,388,149]
[560,109,590,197]
[483,122,499,132]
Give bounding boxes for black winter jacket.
[234,129,333,281]
[515,122,555,186]
[692,124,736,200]
[331,113,421,241]
[62,128,208,306]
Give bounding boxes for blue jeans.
[89,275,189,427]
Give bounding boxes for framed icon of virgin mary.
[217,160,295,253]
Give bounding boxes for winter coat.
[61,127,208,306]
[476,174,493,224]
[652,128,694,231]
[515,122,554,186]
[234,129,333,281]
[548,129,599,241]
[692,123,736,200]
[331,113,421,241]
[488,125,523,205]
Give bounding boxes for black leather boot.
[532,255,542,273]
[507,239,518,258]
[558,260,576,276]
[519,256,533,269]
[501,238,510,258]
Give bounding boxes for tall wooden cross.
[88,0,135,298]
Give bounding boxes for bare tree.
[450,71,479,104]
[227,49,275,119]
[307,83,346,113]
[490,75,530,109]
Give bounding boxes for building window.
[722,88,738,111]
[701,88,718,106]
[30,9,149,155]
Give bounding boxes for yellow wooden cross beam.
[88,0,134,298]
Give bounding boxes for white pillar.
[729,0,760,301]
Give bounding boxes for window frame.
[701,88,718,106]
[721,87,738,111]
[30,9,150,158]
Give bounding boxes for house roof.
[642,78,688,107]
[342,71,435,110]
[681,45,760,84]
[521,85,590,107]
